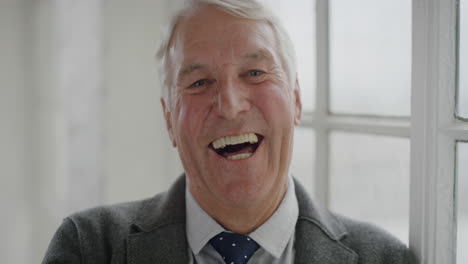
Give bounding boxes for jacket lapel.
[126,176,190,264]
[293,178,358,264]
[127,224,189,264]
[294,219,358,264]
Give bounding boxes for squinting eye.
[191,79,208,88]
[248,70,264,77]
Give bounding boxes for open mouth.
[209,133,264,160]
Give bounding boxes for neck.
[191,180,288,235]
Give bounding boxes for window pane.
[291,127,315,196]
[457,142,468,264]
[458,0,468,119]
[330,132,410,243]
[261,0,316,112]
[329,0,411,116]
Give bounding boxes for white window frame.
[300,0,468,263]
[411,0,468,263]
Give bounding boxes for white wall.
[0,1,31,263]
[1,1,183,263]
[102,0,182,204]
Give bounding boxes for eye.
[190,79,209,88]
[247,70,265,77]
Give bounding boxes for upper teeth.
[212,133,258,149]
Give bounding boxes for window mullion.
[300,114,410,138]
[411,0,458,263]
[442,121,468,141]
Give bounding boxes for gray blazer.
[43,175,415,264]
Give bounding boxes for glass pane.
[261,0,316,112]
[458,0,468,119]
[330,132,410,243]
[329,0,411,116]
[291,127,315,196]
[457,142,468,264]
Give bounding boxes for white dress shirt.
[186,176,299,263]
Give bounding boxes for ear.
[160,98,177,147]
[293,79,302,125]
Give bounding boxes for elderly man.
[43,0,414,263]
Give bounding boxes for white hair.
[156,0,297,106]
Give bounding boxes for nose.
[214,77,250,120]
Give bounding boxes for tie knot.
[209,231,259,264]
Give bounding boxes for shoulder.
[293,178,415,263]
[42,193,168,263]
[66,199,144,235]
[68,197,150,228]
[43,176,188,263]
[66,175,188,231]
[65,197,155,242]
[65,189,175,239]
[335,214,415,264]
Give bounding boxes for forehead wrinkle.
[173,19,280,86]
[176,48,278,85]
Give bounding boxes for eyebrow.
[177,63,206,84]
[240,49,274,62]
[176,49,275,83]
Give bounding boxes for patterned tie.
[209,231,260,264]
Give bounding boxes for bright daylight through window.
[329,132,410,244]
[329,0,411,116]
[291,127,316,196]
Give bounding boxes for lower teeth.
[227,153,252,160]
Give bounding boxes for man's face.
[162,6,302,209]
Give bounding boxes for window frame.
[410,0,468,263]
[456,0,468,122]
[298,0,468,263]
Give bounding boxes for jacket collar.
[127,175,189,264]
[132,175,186,232]
[294,178,348,241]
[293,178,358,263]
[126,175,357,263]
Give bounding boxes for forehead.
[171,5,278,62]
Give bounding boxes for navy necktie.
[209,231,260,264]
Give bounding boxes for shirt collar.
[185,176,299,259]
[185,188,225,254]
[248,176,298,258]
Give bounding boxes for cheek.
[173,96,209,139]
[254,86,295,122]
